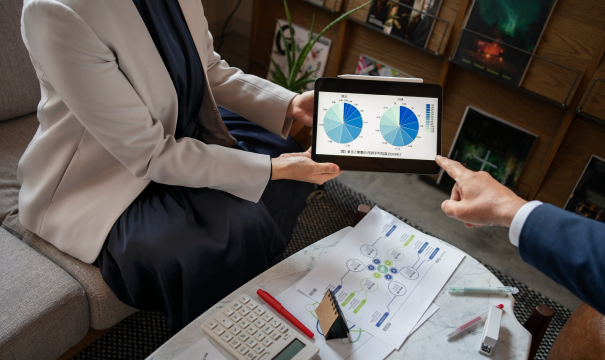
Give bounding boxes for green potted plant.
[269,0,371,93]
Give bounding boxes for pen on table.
[446,304,504,339]
[256,289,314,339]
[448,286,519,295]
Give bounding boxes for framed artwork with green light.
[452,0,558,86]
[437,106,537,194]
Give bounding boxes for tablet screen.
[316,91,438,161]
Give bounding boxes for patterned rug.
[73,180,572,360]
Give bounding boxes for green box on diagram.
[330,225,440,327]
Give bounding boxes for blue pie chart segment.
[324,103,363,144]
[380,106,419,146]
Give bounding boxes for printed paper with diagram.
[296,207,464,349]
[274,285,439,360]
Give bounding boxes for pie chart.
[380,106,419,146]
[324,103,363,144]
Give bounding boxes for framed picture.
[366,0,443,49]
[452,0,557,86]
[437,106,537,193]
[355,54,414,78]
[564,155,605,223]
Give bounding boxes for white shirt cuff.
[509,201,543,247]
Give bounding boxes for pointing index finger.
[436,155,465,181]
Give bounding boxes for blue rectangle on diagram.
[418,242,428,254]
[376,312,389,327]
[386,226,396,237]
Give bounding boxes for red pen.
[256,289,314,339]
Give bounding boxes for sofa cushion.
[0,113,38,223]
[0,0,41,122]
[2,218,138,330]
[0,112,137,329]
[0,227,89,360]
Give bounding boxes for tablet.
[312,77,442,174]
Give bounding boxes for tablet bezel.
[311,77,443,175]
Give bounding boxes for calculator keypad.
[239,320,250,329]
[202,294,308,360]
[253,308,265,316]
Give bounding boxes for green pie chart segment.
[380,106,419,146]
[324,103,363,144]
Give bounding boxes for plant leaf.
[268,66,288,87]
[292,1,371,81]
[308,11,316,45]
[277,23,292,74]
[292,77,317,90]
[270,70,288,88]
[268,53,287,85]
[289,42,312,87]
[291,68,318,88]
[283,0,295,79]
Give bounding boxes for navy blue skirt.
[95,109,313,332]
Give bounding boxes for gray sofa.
[0,1,137,359]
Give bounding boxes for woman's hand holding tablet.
[311,77,443,175]
[271,149,343,185]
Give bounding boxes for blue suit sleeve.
[519,204,605,314]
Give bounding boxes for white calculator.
[202,294,319,360]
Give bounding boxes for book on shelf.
[437,106,537,194]
[365,0,443,49]
[565,155,605,224]
[267,19,332,91]
[452,0,557,87]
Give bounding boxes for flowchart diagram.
[330,224,442,328]
[275,286,394,360]
[297,207,464,348]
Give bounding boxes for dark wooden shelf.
[299,0,342,13]
[446,59,569,109]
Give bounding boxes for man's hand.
[271,149,342,184]
[436,155,527,228]
[286,91,314,128]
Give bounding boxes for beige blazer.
[19,0,297,263]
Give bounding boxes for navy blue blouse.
[132,0,205,139]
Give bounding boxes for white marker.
[446,304,504,339]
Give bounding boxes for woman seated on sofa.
[19,0,341,331]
